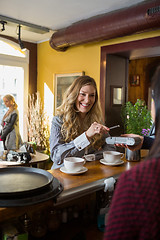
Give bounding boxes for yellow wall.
[37,30,160,114]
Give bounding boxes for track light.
[0,15,49,34]
[0,20,7,32]
[17,25,26,51]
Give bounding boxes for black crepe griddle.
[0,167,63,207]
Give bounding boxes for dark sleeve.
[1,113,17,140]
[141,136,155,150]
[104,172,143,240]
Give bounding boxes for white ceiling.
[0,0,146,43]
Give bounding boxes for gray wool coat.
[1,109,22,150]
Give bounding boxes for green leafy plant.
[121,99,153,136]
[27,92,50,154]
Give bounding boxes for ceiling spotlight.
[0,20,7,31]
[17,25,26,51]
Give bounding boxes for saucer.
[60,166,88,175]
[100,159,124,166]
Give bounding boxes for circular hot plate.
[0,167,63,207]
[0,177,63,207]
[0,167,54,197]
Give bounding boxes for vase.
[125,148,141,161]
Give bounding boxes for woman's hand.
[115,133,144,151]
[85,122,109,140]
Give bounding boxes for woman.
[0,94,22,150]
[104,65,160,240]
[50,75,115,169]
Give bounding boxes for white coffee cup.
[64,157,85,172]
[83,154,95,162]
[103,151,124,163]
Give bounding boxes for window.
[110,86,122,106]
[0,40,26,57]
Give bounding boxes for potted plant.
[121,99,153,160]
[121,99,152,135]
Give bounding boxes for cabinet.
[1,190,110,240]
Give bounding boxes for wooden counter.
[49,158,138,190]
[49,150,148,204]
[29,151,49,168]
[0,150,148,223]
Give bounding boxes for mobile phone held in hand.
[105,136,141,146]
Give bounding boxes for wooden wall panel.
[128,57,160,104]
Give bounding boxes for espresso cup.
[83,154,95,162]
[103,151,124,163]
[64,157,85,172]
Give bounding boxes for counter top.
[0,150,148,222]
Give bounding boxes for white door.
[0,65,24,137]
[0,38,29,141]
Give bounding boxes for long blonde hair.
[2,94,18,121]
[56,75,104,149]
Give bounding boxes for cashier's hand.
[115,134,144,151]
[85,122,109,140]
